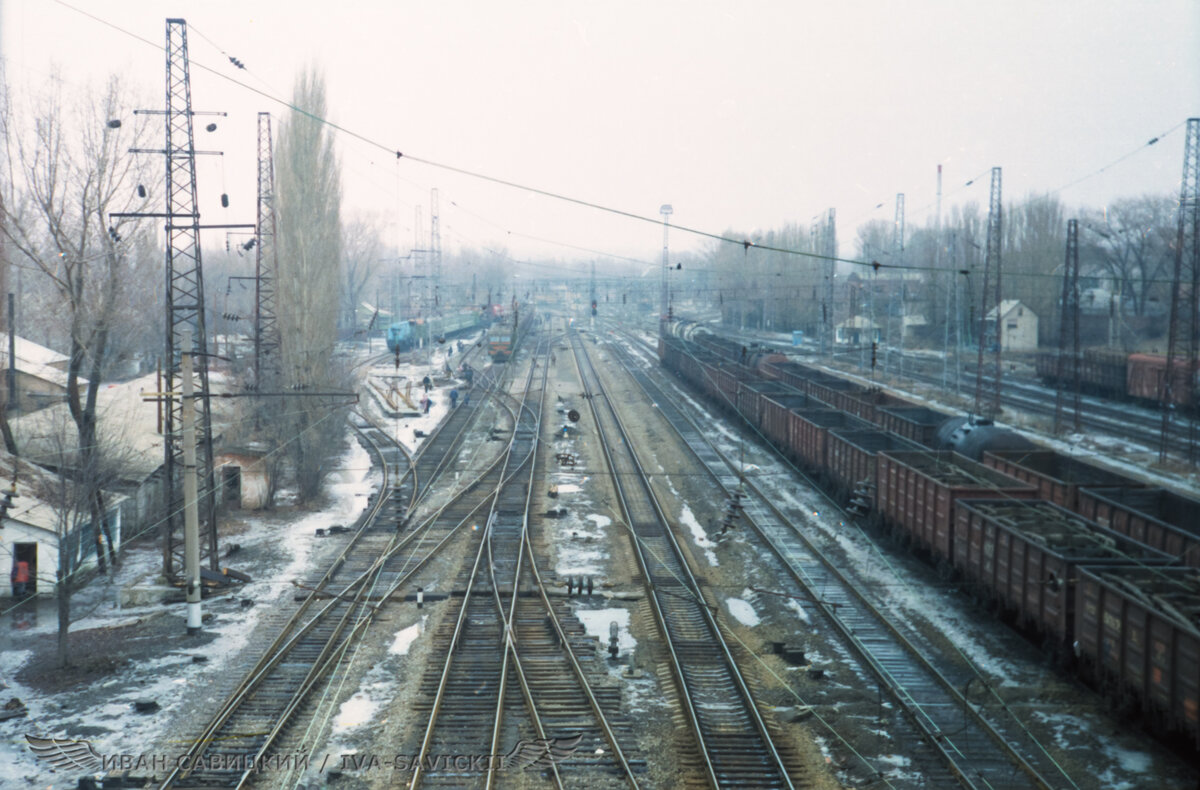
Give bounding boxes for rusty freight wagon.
[790,409,871,473]
[876,405,952,447]
[982,450,1142,512]
[736,380,799,430]
[1075,565,1200,751]
[1077,487,1200,567]
[766,360,827,392]
[759,392,825,454]
[952,499,1173,657]
[825,429,922,504]
[841,389,912,425]
[874,451,1037,561]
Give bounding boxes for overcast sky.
[2,0,1197,270]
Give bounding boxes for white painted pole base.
[187,600,202,635]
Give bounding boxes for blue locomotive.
[386,310,486,355]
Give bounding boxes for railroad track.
[569,329,799,789]
[158,351,506,788]
[815,345,1199,460]
[409,333,642,789]
[610,329,1078,789]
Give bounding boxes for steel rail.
[407,344,543,789]
[616,329,1066,790]
[159,348,500,788]
[569,329,795,790]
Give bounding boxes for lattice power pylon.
[1053,219,1081,434]
[1160,118,1200,463]
[822,208,836,357]
[974,167,1003,419]
[431,188,441,309]
[892,194,905,377]
[160,19,219,578]
[255,112,280,386]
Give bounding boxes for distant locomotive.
[386,310,484,355]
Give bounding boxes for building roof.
[985,299,1034,321]
[0,332,82,389]
[11,371,232,482]
[837,316,880,329]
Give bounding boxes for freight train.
[386,309,486,355]
[1036,349,1199,411]
[659,322,1200,753]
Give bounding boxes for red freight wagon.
[713,364,741,411]
[877,405,952,447]
[736,380,799,430]
[760,393,824,453]
[790,409,871,473]
[875,451,1037,561]
[825,429,922,503]
[841,389,911,424]
[1077,487,1200,567]
[1075,565,1200,750]
[806,377,866,414]
[953,499,1173,655]
[1127,353,1199,408]
[982,450,1142,512]
[767,361,829,394]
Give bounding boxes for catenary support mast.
[160,19,219,578]
[1160,118,1200,463]
[255,112,280,386]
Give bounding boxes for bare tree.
[0,73,155,572]
[340,215,384,334]
[1085,195,1176,319]
[26,409,142,668]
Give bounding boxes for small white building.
[0,456,124,598]
[985,300,1039,351]
[835,316,882,346]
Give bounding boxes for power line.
[48,0,1195,279]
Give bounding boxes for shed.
[0,455,125,599]
[985,300,1039,351]
[834,316,881,346]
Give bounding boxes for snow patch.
[677,502,719,566]
[725,597,761,627]
[575,607,636,654]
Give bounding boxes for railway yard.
[0,315,1196,790]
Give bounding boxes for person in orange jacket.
[11,560,30,599]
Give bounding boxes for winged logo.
[25,734,104,773]
[501,732,583,770]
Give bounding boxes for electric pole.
[431,188,441,310]
[892,194,905,378]
[974,167,1003,419]
[180,329,202,634]
[255,112,280,387]
[1160,118,1200,463]
[1054,219,1081,434]
[823,209,836,357]
[125,20,244,580]
[660,204,673,324]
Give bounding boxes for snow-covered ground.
[0,436,376,788]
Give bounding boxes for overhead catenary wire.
[47,0,1192,285]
